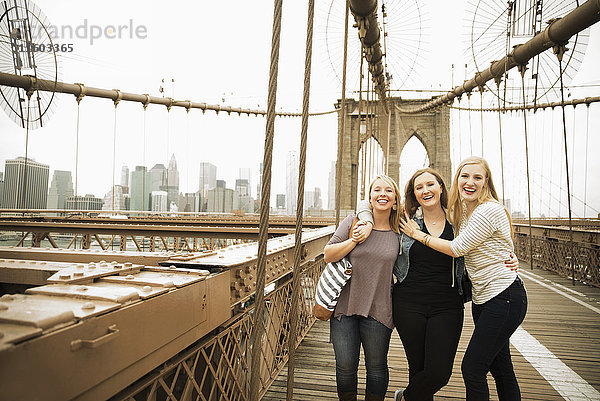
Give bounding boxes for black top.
[396,220,463,308]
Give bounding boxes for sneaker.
[394,389,404,401]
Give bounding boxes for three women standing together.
[323,156,527,401]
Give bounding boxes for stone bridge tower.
[335,97,451,211]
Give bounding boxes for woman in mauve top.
[400,157,527,401]
[324,175,401,401]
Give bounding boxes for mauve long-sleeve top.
[328,214,399,329]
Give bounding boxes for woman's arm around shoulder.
[324,214,359,263]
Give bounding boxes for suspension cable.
[518,67,534,270]
[583,104,590,217]
[111,91,122,213]
[555,45,575,286]
[334,0,349,226]
[358,44,365,200]
[479,86,484,157]
[287,1,314,398]
[249,0,283,398]
[22,95,31,212]
[495,79,506,206]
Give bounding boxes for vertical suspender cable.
[335,0,350,226]
[457,97,462,161]
[556,52,575,285]
[519,69,533,270]
[287,1,314,399]
[22,95,31,211]
[358,46,365,200]
[495,81,506,205]
[583,104,589,217]
[142,101,148,211]
[386,101,391,175]
[467,92,473,155]
[111,100,118,213]
[249,0,283,398]
[74,100,81,200]
[480,87,484,157]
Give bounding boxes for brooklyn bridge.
[0,0,599,400]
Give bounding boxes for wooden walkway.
[264,266,600,400]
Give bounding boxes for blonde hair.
[448,157,512,237]
[368,175,403,233]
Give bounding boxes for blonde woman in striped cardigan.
[399,156,527,401]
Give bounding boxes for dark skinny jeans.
[393,284,464,401]
[462,277,528,401]
[330,315,392,396]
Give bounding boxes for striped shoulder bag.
[313,217,359,321]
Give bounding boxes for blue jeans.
[330,315,392,396]
[462,277,528,401]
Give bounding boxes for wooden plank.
[264,265,600,400]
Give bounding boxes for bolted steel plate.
[99,270,205,288]
[91,281,169,300]
[0,323,43,350]
[27,284,140,304]
[0,293,76,329]
[46,261,143,284]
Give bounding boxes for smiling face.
[413,172,442,209]
[369,177,397,212]
[457,163,487,205]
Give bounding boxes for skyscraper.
[1,157,49,209]
[102,185,127,211]
[239,167,251,197]
[328,161,336,210]
[47,170,74,209]
[286,151,298,215]
[0,172,4,205]
[149,164,167,192]
[130,166,151,211]
[199,162,217,195]
[120,165,129,194]
[166,154,179,205]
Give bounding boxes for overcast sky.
[0,0,598,217]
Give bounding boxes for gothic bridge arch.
[335,97,451,210]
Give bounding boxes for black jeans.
[462,277,528,401]
[393,285,464,401]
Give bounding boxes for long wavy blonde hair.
[448,156,512,236]
[368,175,403,233]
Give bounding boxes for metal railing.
[514,223,600,287]
[110,258,325,401]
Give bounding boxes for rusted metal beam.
[398,0,600,114]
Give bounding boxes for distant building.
[304,190,315,212]
[102,185,128,211]
[257,162,263,203]
[66,194,102,210]
[151,190,168,212]
[47,170,74,209]
[1,157,49,209]
[276,194,285,209]
[130,166,151,211]
[207,186,234,213]
[0,172,4,205]
[199,162,217,195]
[120,165,129,194]
[286,151,298,215]
[178,192,198,212]
[239,167,252,197]
[166,154,179,206]
[149,164,167,192]
[328,161,336,210]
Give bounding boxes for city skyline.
[0,1,598,217]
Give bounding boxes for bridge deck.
[264,266,600,400]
